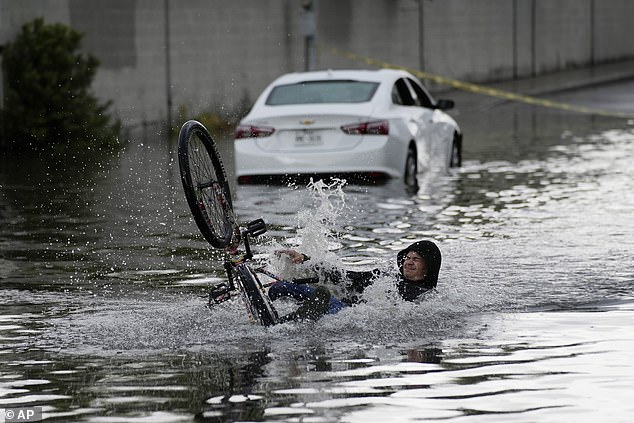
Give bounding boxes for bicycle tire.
[235,265,279,326]
[178,120,237,249]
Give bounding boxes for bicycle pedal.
[229,253,247,264]
[209,283,231,304]
[246,218,267,237]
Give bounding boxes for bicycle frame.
[220,218,264,295]
[206,218,281,326]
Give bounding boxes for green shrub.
[0,18,120,151]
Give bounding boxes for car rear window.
[265,80,380,105]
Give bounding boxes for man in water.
[268,240,442,322]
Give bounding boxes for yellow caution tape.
[319,45,634,119]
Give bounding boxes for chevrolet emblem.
[299,119,315,125]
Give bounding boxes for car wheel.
[404,146,417,186]
[449,134,462,168]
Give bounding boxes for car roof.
[269,68,414,85]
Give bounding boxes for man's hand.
[275,249,308,264]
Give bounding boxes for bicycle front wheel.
[235,265,279,326]
[178,120,236,249]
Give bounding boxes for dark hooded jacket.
[315,240,441,303]
[395,240,442,301]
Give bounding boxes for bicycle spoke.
[187,134,230,240]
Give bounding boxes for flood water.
[1,80,634,422]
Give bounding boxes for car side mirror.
[435,99,454,111]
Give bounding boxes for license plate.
[295,130,322,145]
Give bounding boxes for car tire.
[404,146,417,187]
[449,134,462,168]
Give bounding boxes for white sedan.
[234,69,462,185]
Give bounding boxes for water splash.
[266,178,349,280]
[295,178,348,256]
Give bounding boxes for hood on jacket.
[397,240,442,289]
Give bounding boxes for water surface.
[1,82,633,422]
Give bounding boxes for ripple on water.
[1,122,633,421]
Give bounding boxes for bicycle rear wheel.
[235,265,279,326]
[178,120,237,249]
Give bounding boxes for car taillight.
[235,124,275,139]
[340,120,389,135]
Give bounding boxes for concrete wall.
[421,0,516,81]
[593,0,634,62]
[69,0,306,128]
[1,0,633,128]
[318,0,421,71]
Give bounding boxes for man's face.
[402,251,427,281]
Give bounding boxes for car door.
[406,77,455,169]
[391,78,435,171]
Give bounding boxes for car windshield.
[265,80,380,105]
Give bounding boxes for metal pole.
[589,0,595,66]
[0,45,4,146]
[418,0,425,72]
[164,0,173,133]
[513,0,518,79]
[531,0,537,77]
[300,0,317,71]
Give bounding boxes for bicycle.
[177,120,281,326]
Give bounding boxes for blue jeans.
[268,282,348,315]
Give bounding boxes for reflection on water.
[1,92,634,420]
[4,303,632,422]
